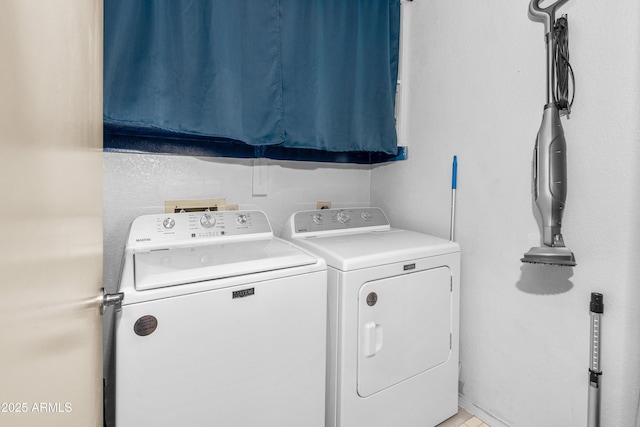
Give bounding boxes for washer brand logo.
[134,315,158,336]
[136,237,152,242]
[233,288,255,299]
[403,263,416,271]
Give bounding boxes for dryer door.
[357,266,452,397]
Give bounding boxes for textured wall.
[373,1,640,425]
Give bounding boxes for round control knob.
[200,213,216,228]
[236,214,248,225]
[361,211,372,221]
[336,210,350,224]
[312,213,323,224]
[162,218,176,229]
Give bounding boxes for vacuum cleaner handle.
[529,0,569,34]
[533,104,568,247]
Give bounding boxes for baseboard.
[458,394,512,427]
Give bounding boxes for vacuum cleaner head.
[521,244,576,267]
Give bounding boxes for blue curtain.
[104,0,400,156]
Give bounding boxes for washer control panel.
[127,210,272,248]
[289,207,390,236]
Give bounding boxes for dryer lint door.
[357,266,452,397]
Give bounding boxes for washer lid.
[134,238,317,290]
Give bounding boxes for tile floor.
[436,407,491,427]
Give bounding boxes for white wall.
[373,1,640,426]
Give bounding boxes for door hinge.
[101,288,124,315]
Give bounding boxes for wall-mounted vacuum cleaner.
[522,0,576,267]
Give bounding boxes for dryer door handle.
[363,321,383,358]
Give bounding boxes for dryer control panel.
[127,210,272,249]
[284,207,390,238]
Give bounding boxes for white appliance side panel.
[357,267,452,397]
[115,271,327,427]
[326,267,342,427]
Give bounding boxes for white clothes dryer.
[283,207,460,427]
[113,210,327,427]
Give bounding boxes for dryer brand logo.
[366,292,378,307]
[403,263,416,271]
[233,287,255,299]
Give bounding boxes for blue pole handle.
[452,155,458,190]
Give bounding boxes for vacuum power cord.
[553,15,575,116]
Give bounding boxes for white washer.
[114,210,327,427]
[283,207,460,427]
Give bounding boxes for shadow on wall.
[516,264,574,294]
